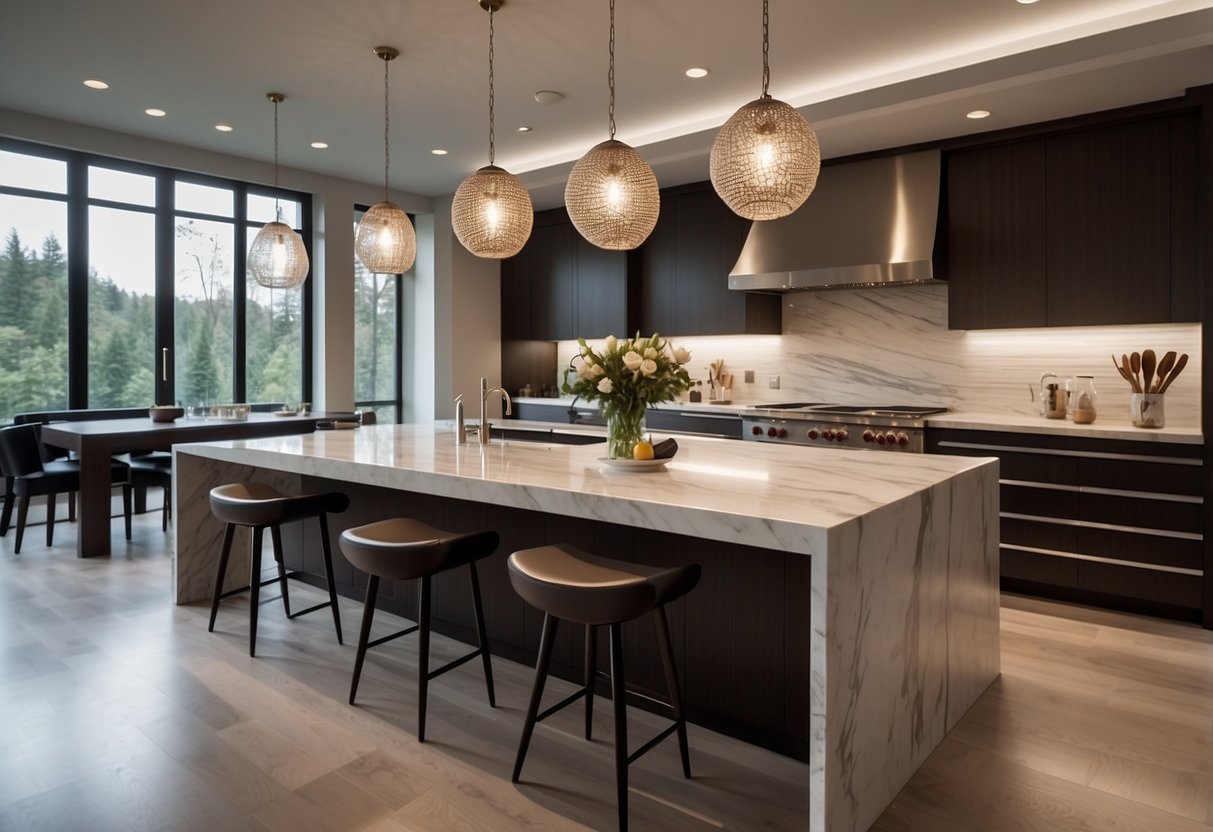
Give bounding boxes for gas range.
[741,402,948,453]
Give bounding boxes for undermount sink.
[489,427,605,445]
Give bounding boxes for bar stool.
[339,518,498,742]
[508,544,701,832]
[207,483,347,656]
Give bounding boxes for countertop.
[515,397,1203,444]
[175,422,995,554]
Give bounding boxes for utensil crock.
[1129,393,1165,429]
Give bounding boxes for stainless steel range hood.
[729,149,941,292]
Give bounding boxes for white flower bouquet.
[562,334,694,458]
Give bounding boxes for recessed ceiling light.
[685,67,709,78]
[310,141,329,149]
[517,126,532,133]
[83,79,109,90]
[966,109,991,119]
[533,90,564,105]
[1016,0,1040,4]
[214,124,233,132]
[431,148,448,155]
[144,108,166,117]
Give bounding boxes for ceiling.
[2,0,1211,210]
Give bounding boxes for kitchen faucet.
[479,377,512,444]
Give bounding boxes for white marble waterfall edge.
[173,425,1000,832]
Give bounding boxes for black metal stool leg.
[513,612,559,783]
[270,524,291,617]
[249,526,265,657]
[468,561,495,708]
[208,523,236,632]
[122,484,132,540]
[45,492,56,546]
[349,575,380,705]
[654,605,691,778]
[14,493,29,554]
[162,480,170,531]
[417,575,432,742]
[0,476,12,536]
[585,624,598,740]
[609,622,629,832]
[317,513,342,644]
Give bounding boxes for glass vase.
[605,406,647,460]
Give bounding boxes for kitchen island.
[172,424,999,832]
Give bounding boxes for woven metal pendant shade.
[565,139,659,251]
[249,221,309,288]
[355,201,416,274]
[452,165,534,259]
[710,96,820,221]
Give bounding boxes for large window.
[0,140,312,424]
[353,208,403,423]
[0,149,69,421]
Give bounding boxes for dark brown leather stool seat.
[207,482,348,657]
[508,544,701,832]
[339,518,499,742]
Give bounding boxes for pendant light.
[355,46,417,274]
[248,93,310,289]
[564,0,659,251]
[710,0,820,220]
[451,0,533,259]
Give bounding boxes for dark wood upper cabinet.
[527,218,576,341]
[946,140,1047,330]
[573,233,628,339]
[945,111,1200,330]
[639,184,780,337]
[499,240,531,340]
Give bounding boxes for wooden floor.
[1,513,1211,831]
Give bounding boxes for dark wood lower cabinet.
[283,477,811,761]
[928,428,1205,623]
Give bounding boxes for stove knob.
[777,427,788,438]
[862,430,875,443]
[823,429,836,440]
[807,429,818,440]
[835,428,849,441]
[767,426,779,438]
[752,425,764,436]
[896,432,910,447]
[875,432,887,445]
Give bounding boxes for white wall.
[557,283,1202,428]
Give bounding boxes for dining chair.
[0,424,132,553]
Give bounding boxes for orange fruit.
[633,440,655,460]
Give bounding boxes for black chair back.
[0,425,45,478]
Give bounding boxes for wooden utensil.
[1111,355,1138,390]
[1141,349,1156,397]
[1153,351,1177,393]
[1130,352,1142,392]
[1119,353,1140,393]
[1157,352,1188,393]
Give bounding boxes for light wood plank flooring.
[1,512,1211,831]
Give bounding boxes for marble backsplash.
[555,283,1202,427]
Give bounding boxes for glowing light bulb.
[757,142,776,170]
[485,197,500,232]
[378,223,392,249]
[271,235,288,276]
[605,178,623,209]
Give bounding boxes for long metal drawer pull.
[1001,543,1203,577]
[1000,478,1203,504]
[1001,511,1203,541]
[675,412,741,420]
[936,440,1201,466]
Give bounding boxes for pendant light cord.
[488,6,496,165]
[761,0,770,98]
[607,0,616,140]
[271,95,282,221]
[382,57,391,203]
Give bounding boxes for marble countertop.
[926,411,1202,444]
[175,423,995,556]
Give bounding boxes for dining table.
[39,413,327,558]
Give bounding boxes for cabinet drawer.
[1079,456,1203,497]
[1001,545,1078,587]
[646,409,743,439]
[1078,561,1202,608]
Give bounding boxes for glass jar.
[604,405,647,460]
[1071,375,1097,424]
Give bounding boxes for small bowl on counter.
[149,406,184,423]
